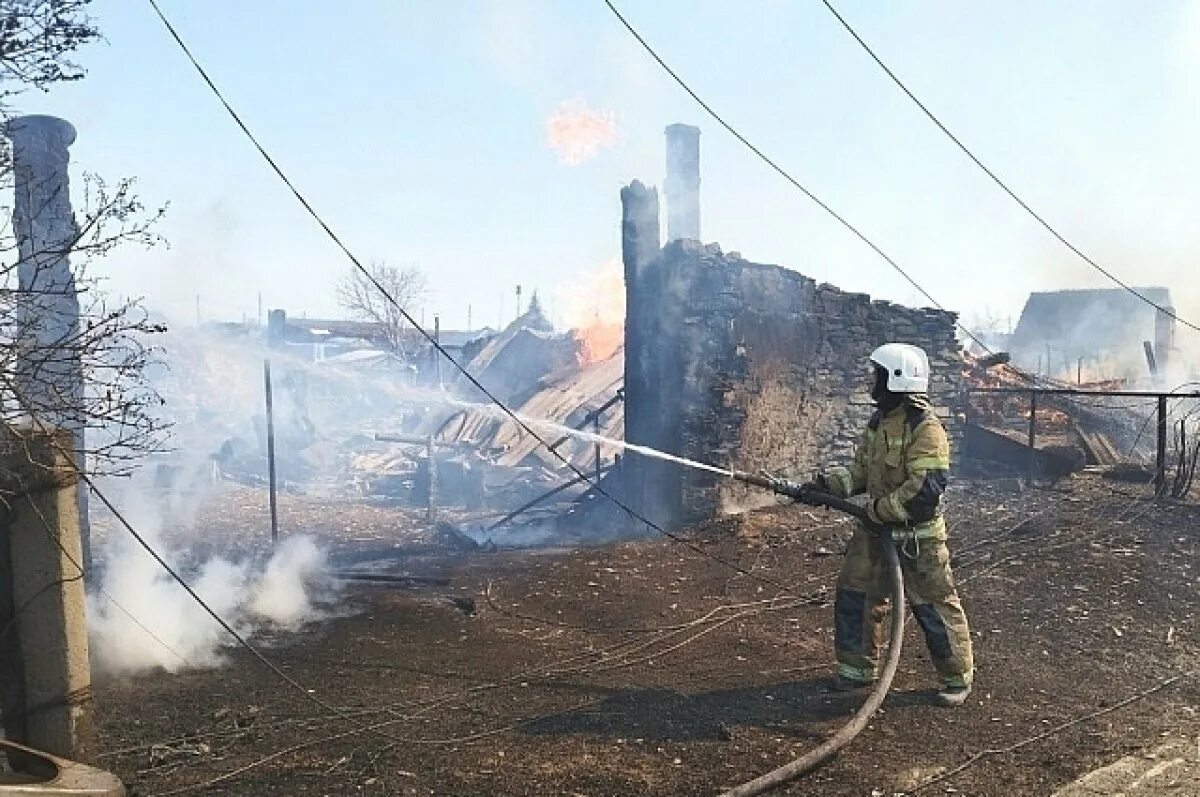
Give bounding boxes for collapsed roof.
[437,346,624,473]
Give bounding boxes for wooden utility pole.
[426,432,437,522]
[264,360,279,543]
[593,410,602,484]
[1155,395,1168,496]
[1027,391,1038,486]
[433,314,442,388]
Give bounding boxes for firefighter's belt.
[878,516,946,542]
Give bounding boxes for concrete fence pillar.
[6,114,91,575]
[0,426,96,763]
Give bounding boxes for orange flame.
[545,99,620,165]
[573,322,623,365]
[557,258,624,365]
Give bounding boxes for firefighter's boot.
[829,674,873,693]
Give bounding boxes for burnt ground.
[90,475,1198,796]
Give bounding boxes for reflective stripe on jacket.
[824,395,950,539]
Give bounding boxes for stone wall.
[622,210,964,529]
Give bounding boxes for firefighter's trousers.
[833,526,973,687]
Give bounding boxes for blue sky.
[22,1,1200,334]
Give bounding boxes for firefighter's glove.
[763,475,812,503]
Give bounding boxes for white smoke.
[88,530,335,675]
[248,536,327,628]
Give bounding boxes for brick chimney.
[664,124,700,243]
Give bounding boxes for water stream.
[286,359,736,478]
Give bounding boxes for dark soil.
[91,475,1199,796]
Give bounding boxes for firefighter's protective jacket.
[824,394,950,539]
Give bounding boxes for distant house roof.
[281,316,490,348]
[283,317,384,343]
[323,349,395,364]
[318,348,416,371]
[1012,286,1171,343]
[1009,287,1172,363]
[436,329,491,348]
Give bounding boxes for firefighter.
[814,343,974,707]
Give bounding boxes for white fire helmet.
[869,343,930,393]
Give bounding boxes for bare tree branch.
[0,0,169,482]
[335,262,427,361]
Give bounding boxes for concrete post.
[664,123,700,243]
[426,432,437,522]
[6,115,91,575]
[0,427,96,762]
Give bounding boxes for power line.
[601,0,995,355]
[143,1,796,598]
[0,375,344,716]
[82,473,342,709]
[817,0,1200,335]
[601,0,1136,411]
[0,447,191,668]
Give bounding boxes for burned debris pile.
[149,122,1196,549]
[961,352,1182,483]
[152,302,624,531]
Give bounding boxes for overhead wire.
[601,0,1187,435]
[143,0,796,597]
[126,4,1187,790]
[0,446,191,668]
[818,0,1200,335]
[600,0,1172,571]
[0,377,344,715]
[601,0,994,356]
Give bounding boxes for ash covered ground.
[90,473,1198,796]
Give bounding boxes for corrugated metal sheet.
[437,348,624,471]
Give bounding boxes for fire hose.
[720,471,906,797]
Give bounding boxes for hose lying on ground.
[720,478,907,797]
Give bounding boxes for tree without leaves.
[0,0,169,482]
[335,262,427,361]
[0,0,98,97]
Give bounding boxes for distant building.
[1008,288,1176,381]
[265,309,492,371]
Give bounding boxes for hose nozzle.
[729,469,873,526]
[728,470,811,501]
